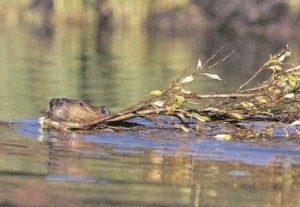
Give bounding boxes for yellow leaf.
[150,90,163,96]
[278,49,291,62]
[214,134,232,140]
[276,76,288,87]
[289,73,298,81]
[288,74,298,88]
[268,65,282,71]
[268,87,281,95]
[288,79,297,88]
[240,101,254,109]
[195,123,202,132]
[230,113,243,120]
[189,112,210,122]
[177,124,189,133]
[256,96,268,104]
[181,88,191,94]
[273,89,282,95]
[166,106,175,114]
[278,54,286,62]
[203,107,219,112]
[174,95,186,102]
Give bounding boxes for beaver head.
[47,98,110,122]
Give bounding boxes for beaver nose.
[101,106,110,116]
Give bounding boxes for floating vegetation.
[41,45,300,139]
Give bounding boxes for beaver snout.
[100,106,110,116]
[47,98,110,122]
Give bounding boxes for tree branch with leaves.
[41,45,300,138]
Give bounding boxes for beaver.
[47,98,110,123]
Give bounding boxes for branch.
[41,45,300,138]
[187,93,256,99]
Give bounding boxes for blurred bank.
[0,0,299,28]
[0,0,299,119]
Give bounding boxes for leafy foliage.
[42,45,300,139]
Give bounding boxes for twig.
[203,47,224,68]
[187,93,256,99]
[237,65,266,92]
[42,45,300,138]
[208,49,236,69]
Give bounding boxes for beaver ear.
[101,106,110,116]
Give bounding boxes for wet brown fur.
[47,98,110,123]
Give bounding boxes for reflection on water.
[0,120,300,206]
[0,22,299,119]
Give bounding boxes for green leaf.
[201,73,222,81]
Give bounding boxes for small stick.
[237,65,265,92]
[188,93,256,99]
[208,49,236,69]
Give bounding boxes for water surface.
[1,23,300,206]
[1,120,300,206]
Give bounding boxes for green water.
[1,23,300,206]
